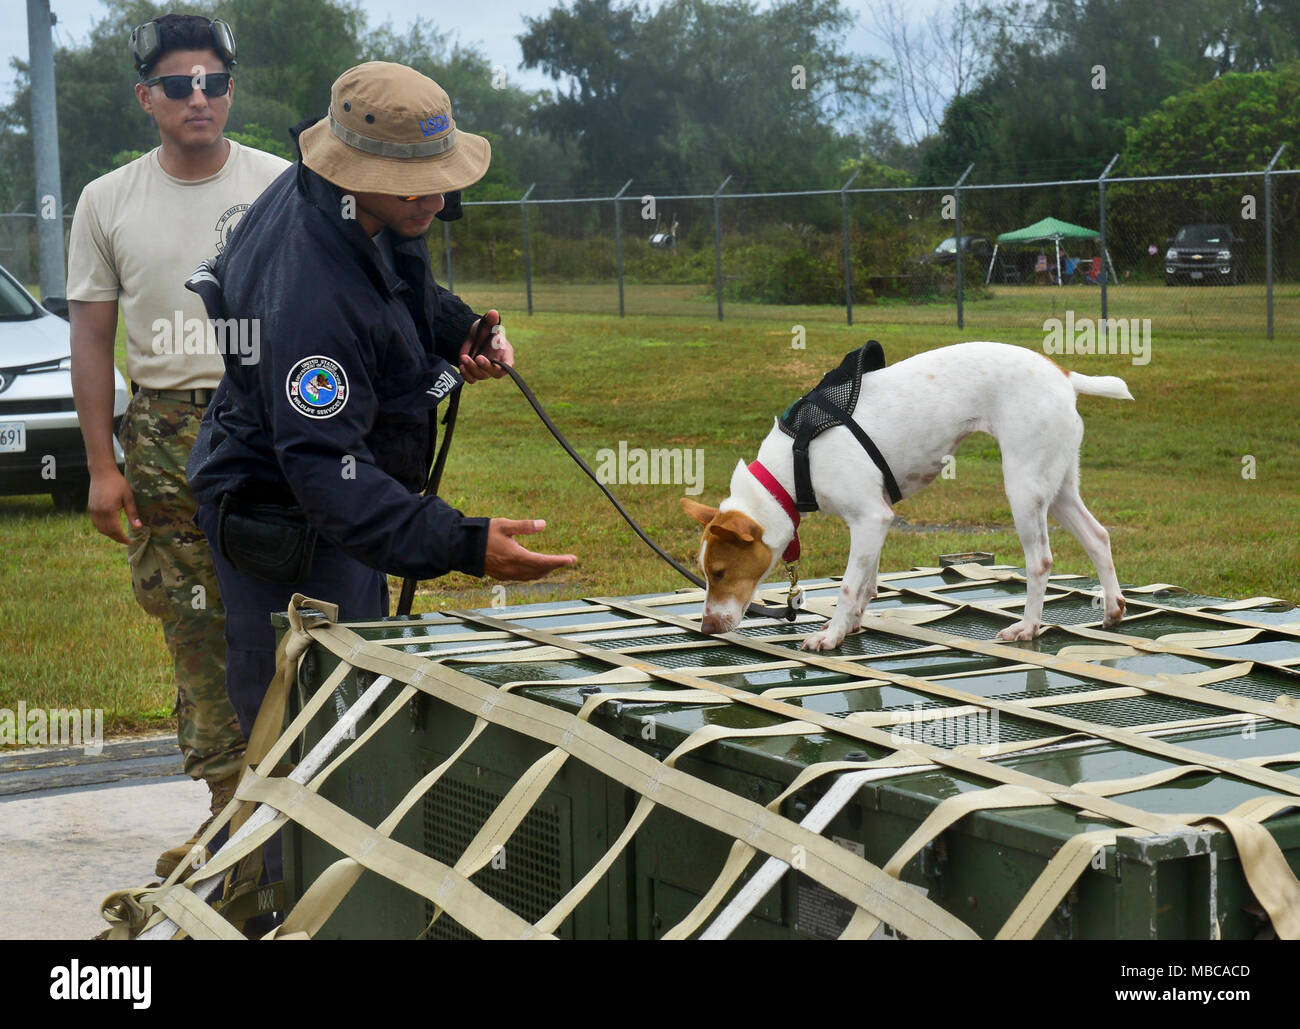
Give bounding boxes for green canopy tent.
[986,216,1117,285]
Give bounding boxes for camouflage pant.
[120,391,245,783]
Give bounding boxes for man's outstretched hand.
[483,518,577,581]
[459,309,513,383]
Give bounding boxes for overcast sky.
[3,0,916,107]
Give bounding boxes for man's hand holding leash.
[459,308,511,382]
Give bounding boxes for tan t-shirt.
[66,140,290,390]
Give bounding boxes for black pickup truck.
[1164,223,1242,285]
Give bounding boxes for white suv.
[0,264,128,511]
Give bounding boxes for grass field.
[2,281,1297,737]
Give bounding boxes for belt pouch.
[216,493,318,584]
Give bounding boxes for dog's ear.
[681,497,719,526]
[707,511,757,544]
[707,523,752,544]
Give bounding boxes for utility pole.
[27,0,65,301]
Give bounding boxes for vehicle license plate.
[0,422,26,453]
[1191,271,1203,279]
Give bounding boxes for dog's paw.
[997,620,1039,642]
[1102,595,1127,627]
[801,627,846,651]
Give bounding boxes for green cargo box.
[277,565,1300,939]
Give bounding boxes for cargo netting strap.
[100,567,1300,940]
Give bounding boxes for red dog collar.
[747,460,801,562]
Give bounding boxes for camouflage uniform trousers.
[120,391,245,784]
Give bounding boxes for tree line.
[1,0,1295,256]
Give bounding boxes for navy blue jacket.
[187,120,489,579]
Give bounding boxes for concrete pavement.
[0,736,208,940]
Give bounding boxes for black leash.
[395,387,460,617]
[397,325,797,622]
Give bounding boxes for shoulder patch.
[286,356,348,419]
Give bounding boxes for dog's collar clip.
[783,561,804,621]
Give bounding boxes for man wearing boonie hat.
[184,62,576,923]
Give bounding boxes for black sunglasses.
[143,72,232,100]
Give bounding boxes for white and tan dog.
[682,341,1131,650]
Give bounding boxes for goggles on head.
[130,18,238,76]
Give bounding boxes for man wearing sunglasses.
[67,14,291,881]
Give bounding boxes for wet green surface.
[282,579,1300,939]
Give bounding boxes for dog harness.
[778,341,902,511]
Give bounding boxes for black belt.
[130,383,216,405]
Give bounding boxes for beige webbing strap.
[99,887,162,941]
[239,773,553,939]
[285,669,567,938]
[222,596,340,900]
[1192,812,1300,939]
[149,883,249,941]
[845,764,1269,940]
[943,563,1023,581]
[840,784,1075,940]
[864,613,1300,730]
[281,680,727,938]
[663,756,924,940]
[637,604,1300,792]
[452,645,578,664]
[996,828,1139,940]
[1206,597,1292,611]
[473,610,1211,836]
[1155,628,1263,648]
[425,688,728,932]
[304,619,979,940]
[535,719,820,934]
[760,678,890,701]
[460,746,570,877]
[100,585,1300,941]
[1071,763,1217,797]
[1000,798,1300,942]
[281,711,497,938]
[893,785,1052,880]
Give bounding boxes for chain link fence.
[431,160,1299,340]
[5,161,1295,338]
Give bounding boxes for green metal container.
[279,567,1300,939]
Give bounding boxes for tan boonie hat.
[298,61,491,196]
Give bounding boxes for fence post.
[520,183,535,316]
[953,164,973,330]
[1264,145,1285,341]
[713,175,731,322]
[613,179,633,318]
[1098,154,1118,322]
[841,169,860,326]
[443,220,453,292]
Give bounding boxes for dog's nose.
[700,613,721,634]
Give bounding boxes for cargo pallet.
[273,564,1300,939]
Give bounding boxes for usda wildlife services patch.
[287,356,348,419]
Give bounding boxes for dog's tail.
[1068,371,1133,401]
